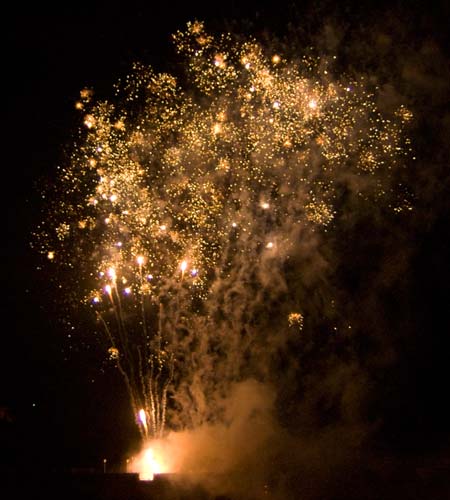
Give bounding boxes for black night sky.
[2,0,450,496]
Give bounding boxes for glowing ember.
[288,312,304,329]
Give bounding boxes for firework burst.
[35,21,413,440]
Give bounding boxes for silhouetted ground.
[1,460,449,500]
[2,471,211,500]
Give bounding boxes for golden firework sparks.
[288,312,304,330]
[35,21,413,441]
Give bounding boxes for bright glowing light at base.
[128,440,172,481]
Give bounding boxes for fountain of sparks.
[35,21,413,447]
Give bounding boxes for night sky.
[2,0,450,485]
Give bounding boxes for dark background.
[2,0,450,477]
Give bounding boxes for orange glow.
[129,440,172,480]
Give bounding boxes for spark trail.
[35,21,413,441]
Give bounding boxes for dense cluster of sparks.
[36,21,412,441]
